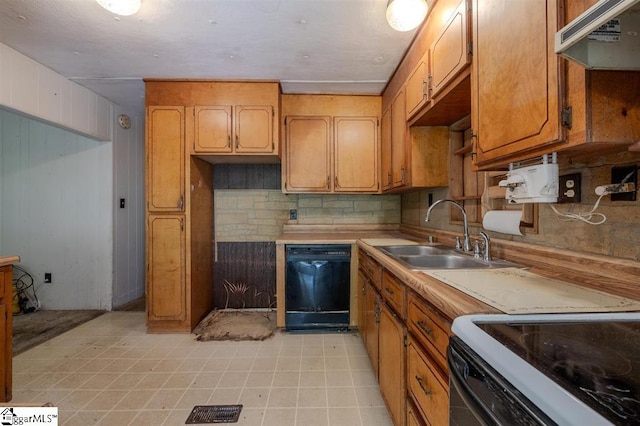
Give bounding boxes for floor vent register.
[186,405,243,424]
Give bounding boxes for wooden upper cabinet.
[284,116,331,192]
[194,106,232,153]
[147,214,186,324]
[283,114,380,194]
[235,105,274,153]
[334,116,379,192]
[472,0,563,168]
[381,107,393,191]
[406,53,430,120]
[391,88,408,189]
[430,0,471,97]
[194,105,274,154]
[147,106,185,212]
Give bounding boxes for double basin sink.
[377,244,521,270]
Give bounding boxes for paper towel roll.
[483,210,523,236]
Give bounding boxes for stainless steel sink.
[376,244,522,270]
[397,254,492,269]
[377,244,452,257]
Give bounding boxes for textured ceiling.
[0,0,418,114]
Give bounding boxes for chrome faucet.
[479,231,491,261]
[425,199,471,252]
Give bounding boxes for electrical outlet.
[289,209,297,220]
[611,165,638,201]
[44,273,52,283]
[558,173,581,203]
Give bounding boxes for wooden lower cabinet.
[147,214,187,326]
[408,337,449,426]
[379,303,407,426]
[1,265,12,402]
[407,398,427,426]
[364,280,380,377]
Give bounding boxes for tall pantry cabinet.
[145,80,280,333]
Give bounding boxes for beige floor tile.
[189,372,222,389]
[130,409,171,426]
[327,387,358,407]
[354,386,386,407]
[144,388,186,410]
[267,387,298,408]
[245,371,275,388]
[227,357,254,372]
[106,373,145,389]
[272,371,299,387]
[12,312,392,426]
[161,409,192,425]
[328,407,362,426]
[298,387,327,408]
[174,389,215,410]
[299,371,326,387]
[276,357,301,372]
[208,387,242,405]
[296,407,330,426]
[83,389,129,410]
[113,389,157,410]
[59,389,101,410]
[162,371,198,389]
[238,387,270,408]
[134,372,171,389]
[62,410,107,426]
[262,408,296,426]
[78,373,121,390]
[359,406,394,425]
[251,357,278,371]
[235,407,266,426]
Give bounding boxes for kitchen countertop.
[0,256,20,268]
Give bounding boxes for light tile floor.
[10,312,393,426]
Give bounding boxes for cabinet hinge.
[377,118,380,127]
[272,141,275,151]
[404,335,409,347]
[467,42,473,56]
[561,106,573,130]
[284,116,287,126]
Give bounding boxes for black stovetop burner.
[478,320,640,425]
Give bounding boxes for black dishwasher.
[285,244,351,331]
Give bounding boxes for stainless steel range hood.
[555,0,640,69]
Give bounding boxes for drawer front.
[408,340,449,426]
[407,294,450,371]
[381,270,405,318]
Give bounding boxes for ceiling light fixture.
[96,0,141,16]
[386,0,428,32]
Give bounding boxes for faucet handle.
[473,241,481,258]
[455,236,462,250]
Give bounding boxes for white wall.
[0,109,112,309]
[112,105,145,308]
[0,42,145,310]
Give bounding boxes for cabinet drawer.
[408,339,449,426]
[408,293,450,372]
[381,270,405,318]
[359,252,381,289]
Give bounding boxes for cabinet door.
[430,0,471,97]
[334,116,379,192]
[235,105,274,153]
[381,107,393,191]
[147,215,186,322]
[391,89,408,188]
[364,281,380,378]
[284,116,331,192]
[472,0,562,167]
[357,270,368,341]
[379,304,407,426]
[194,106,232,153]
[147,106,185,212]
[406,53,430,119]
